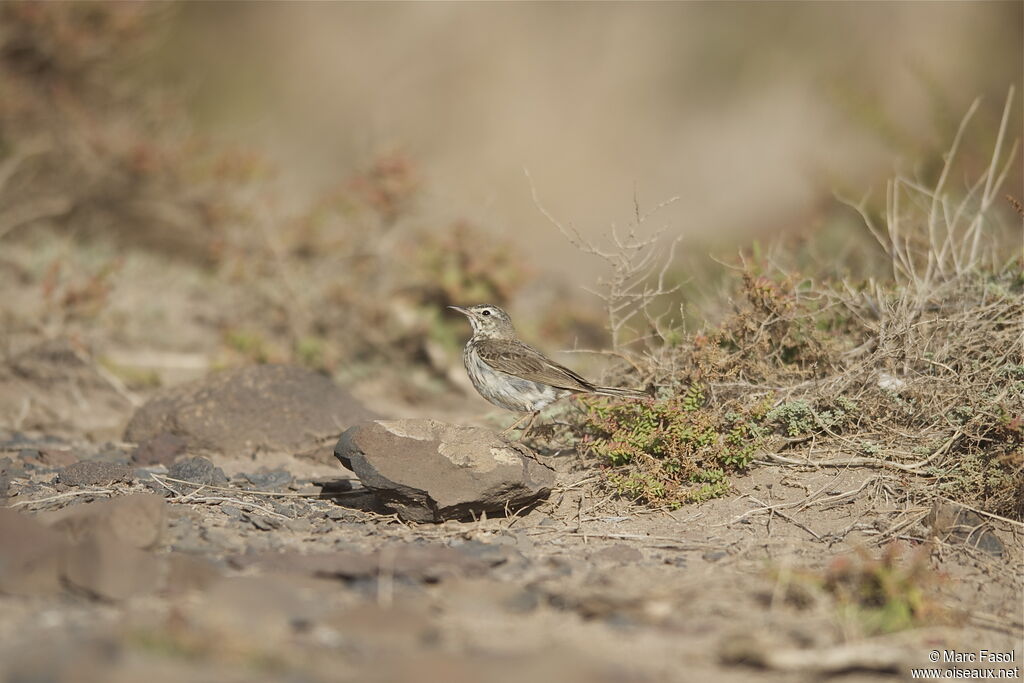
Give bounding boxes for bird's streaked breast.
[463,343,565,413]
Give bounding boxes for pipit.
[450,304,649,436]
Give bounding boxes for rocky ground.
[0,7,1019,680]
[1,341,1021,683]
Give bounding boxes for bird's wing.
[474,339,595,393]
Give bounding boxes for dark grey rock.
[325,508,351,522]
[591,544,643,565]
[140,475,174,497]
[124,364,379,455]
[58,461,134,487]
[0,456,16,499]
[131,432,187,466]
[246,514,282,531]
[0,432,35,449]
[542,556,578,578]
[504,588,541,614]
[926,500,1005,557]
[270,501,293,518]
[11,482,47,499]
[236,544,493,582]
[22,447,79,469]
[240,468,293,491]
[285,517,313,534]
[605,613,638,630]
[663,554,688,568]
[335,419,555,523]
[451,539,525,568]
[167,516,206,554]
[167,456,228,486]
[17,450,40,465]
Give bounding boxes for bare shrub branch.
[526,168,681,353]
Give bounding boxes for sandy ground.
[1,6,1021,681]
[0,331,1020,683]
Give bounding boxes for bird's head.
[449,304,516,340]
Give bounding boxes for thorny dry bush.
[536,92,1023,518]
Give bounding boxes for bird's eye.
[481,309,491,316]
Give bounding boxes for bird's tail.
[589,385,652,400]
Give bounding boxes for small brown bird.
[450,304,649,436]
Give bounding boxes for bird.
[449,304,650,437]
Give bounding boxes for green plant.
[224,329,271,364]
[294,336,327,370]
[765,400,815,437]
[578,385,768,506]
[820,544,948,635]
[684,468,731,503]
[765,398,857,437]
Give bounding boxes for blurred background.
[167,2,1022,264]
[0,1,1021,404]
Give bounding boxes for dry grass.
[548,92,1022,518]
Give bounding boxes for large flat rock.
[1,495,170,601]
[41,493,167,551]
[0,508,67,596]
[335,419,555,523]
[124,364,378,455]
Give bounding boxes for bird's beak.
[448,306,470,316]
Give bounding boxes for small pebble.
[247,514,283,531]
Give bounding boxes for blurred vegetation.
[779,543,951,636]
[0,2,1019,521]
[0,3,549,383]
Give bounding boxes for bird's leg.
[515,411,540,441]
[500,412,533,436]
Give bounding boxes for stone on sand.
[0,508,67,596]
[42,493,167,550]
[124,364,379,455]
[167,456,228,486]
[335,419,554,523]
[58,460,134,487]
